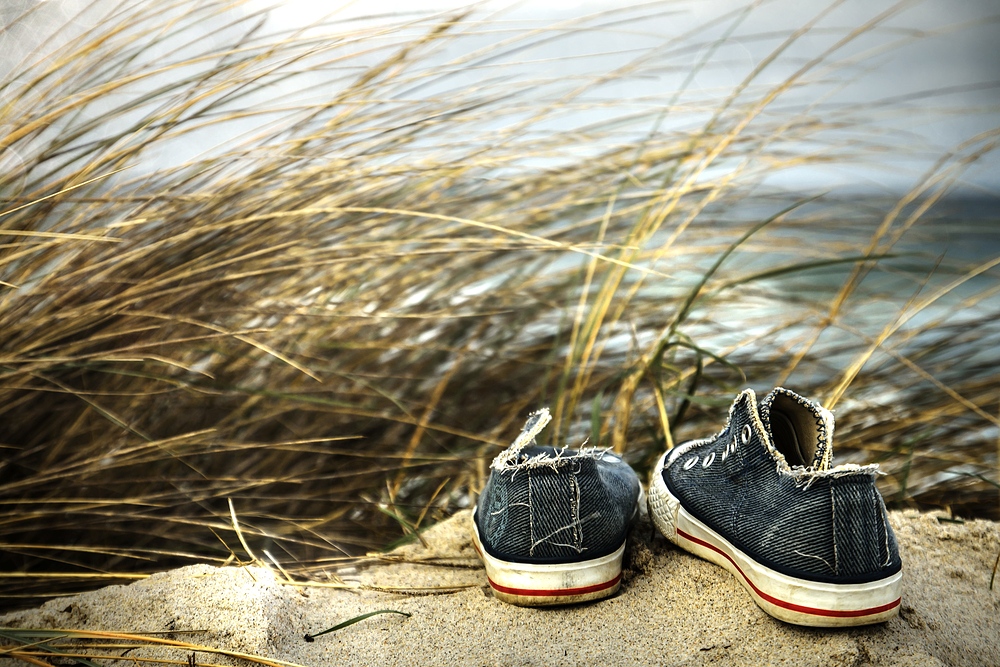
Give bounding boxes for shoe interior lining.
[769,404,817,468]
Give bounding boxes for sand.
[2,510,998,667]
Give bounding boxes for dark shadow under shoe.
[471,408,641,606]
[648,387,902,627]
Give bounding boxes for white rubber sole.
[470,508,625,606]
[648,451,902,627]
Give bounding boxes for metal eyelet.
[683,456,699,470]
[741,424,751,444]
[702,452,715,468]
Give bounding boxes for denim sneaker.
[471,408,642,606]
[648,387,902,626]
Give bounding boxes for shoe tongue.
[759,388,835,470]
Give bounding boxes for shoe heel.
[470,511,625,606]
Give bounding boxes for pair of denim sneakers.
[470,387,903,627]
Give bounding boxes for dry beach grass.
[0,0,998,628]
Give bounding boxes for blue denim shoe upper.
[475,409,641,564]
[663,388,902,585]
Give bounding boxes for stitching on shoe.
[831,482,839,574]
[529,461,596,556]
[878,489,892,567]
[571,460,582,552]
[529,512,600,554]
[522,459,594,556]
[527,467,534,554]
[793,549,835,573]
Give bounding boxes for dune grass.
[0,0,998,615]
[0,627,309,667]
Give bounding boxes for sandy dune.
[2,509,998,666]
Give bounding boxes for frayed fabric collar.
[490,407,612,472]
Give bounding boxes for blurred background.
[1,0,998,610]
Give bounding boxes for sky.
[243,0,1000,194]
[4,0,997,195]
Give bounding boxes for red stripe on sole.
[677,528,900,619]
[487,572,622,598]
